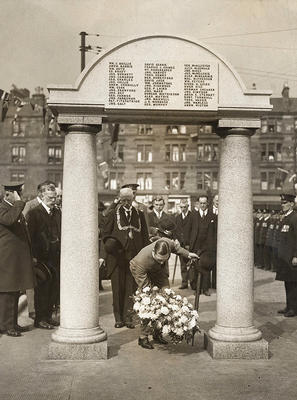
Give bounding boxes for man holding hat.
[276,190,297,317]
[102,187,149,328]
[0,182,35,337]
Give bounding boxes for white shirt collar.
[37,196,42,204]
[4,199,13,206]
[40,201,51,214]
[199,209,208,217]
[154,209,163,218]
[182,211,189,218]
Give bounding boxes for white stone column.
[48,124,107,360]
[205,128,268,359]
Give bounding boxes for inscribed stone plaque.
[106,60,218,110]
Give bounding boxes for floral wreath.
[116,205,142,233]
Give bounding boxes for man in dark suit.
[103,187,149,328]
[0,182,35,337]
[189,195,217,295]
[147,195,169,238]
[175,199,193,289]
[26,181,61,329]
[276,190,297,317]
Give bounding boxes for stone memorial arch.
[47,35,272,360]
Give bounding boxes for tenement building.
[0,85,296,209]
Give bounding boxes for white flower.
[175,295,182,301]
[182,298,188,305]
[181,305,190,313]
[180,315,188,324]
[161,306,169,315]
[183,326,188,331]
[162,325,170,335]
[133,302,140,311]
[164,288,173,295]
[192,310,199,317]
[152,286,159,291]
[176,328,184,336]
[142,297,151,305]
[143,286,150,293]
[189,317,197,329]
[156,321,162,329]
[172,304,179,311]
[156,295,166,303]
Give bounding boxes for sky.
[1,0,297,98]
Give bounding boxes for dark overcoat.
[102,204,149,278]
[175,211,193,247]
[147,210,169,236]
[189,210,217,271]
[0,200,34,292]
[26,204,61,269]
[276,211,297,282]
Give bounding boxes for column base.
[208,324,262,342]
[204,334,269,360]
[48,339,108,360]
[51,326,107,344]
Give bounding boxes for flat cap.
[2,181,24,192]
[121,183,139,190]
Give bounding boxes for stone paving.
[0,263,297,400]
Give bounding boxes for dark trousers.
[110,262,137,323]
[34,267,59,323]
[179,255,189,286]
[284,281,297,312]
[0,291,19,331]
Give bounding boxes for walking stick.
[171,254,178,285]
[192,260,202,346]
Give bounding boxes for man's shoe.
[6,329,22,337]
[153,334,168,345]
[125,322,135,329]
[114,322,125,328]
[16,324,31,332]
[284,309,295,318]
[138,337,154,349]
[277,308,288,314]
[179,284,188,290]
[203,290,211,296]
[34,321,55,330]
[46,318,60,326]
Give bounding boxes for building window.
[11,171,25,182]
[47,172,62,188]
[197,171,218,190]
[197,143,218,161]
[166,125,179,135]
[137,173,152,190]
[11,120,24,137]
[11,146,26,163]
[165,172,186,190]
[260,171,282,191]
[165,144,186,162]
[48,146,62,164]
[268,121,275,133]
[260,143,282,162]
[48,117,61,137]
[261,120,268,134]
[138,125,153,135]
[137,145,152,162]
[276,119,282,133]
[108,172,123,190]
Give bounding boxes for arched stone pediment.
[48,35,271,125]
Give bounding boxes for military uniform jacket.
[276,211,297,282]
[102,204,149,278]
[130,237,189,289]
[0,200,34,292]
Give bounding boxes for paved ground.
[1,261,297,400]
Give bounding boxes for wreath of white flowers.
[116,205,142,233]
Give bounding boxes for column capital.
[63,123,102,135]
[216,127,256,139]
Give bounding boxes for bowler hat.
[34,262,52,285]
[103,236,123,255]
[2,181,24,192]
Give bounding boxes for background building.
[1,85,296,209]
